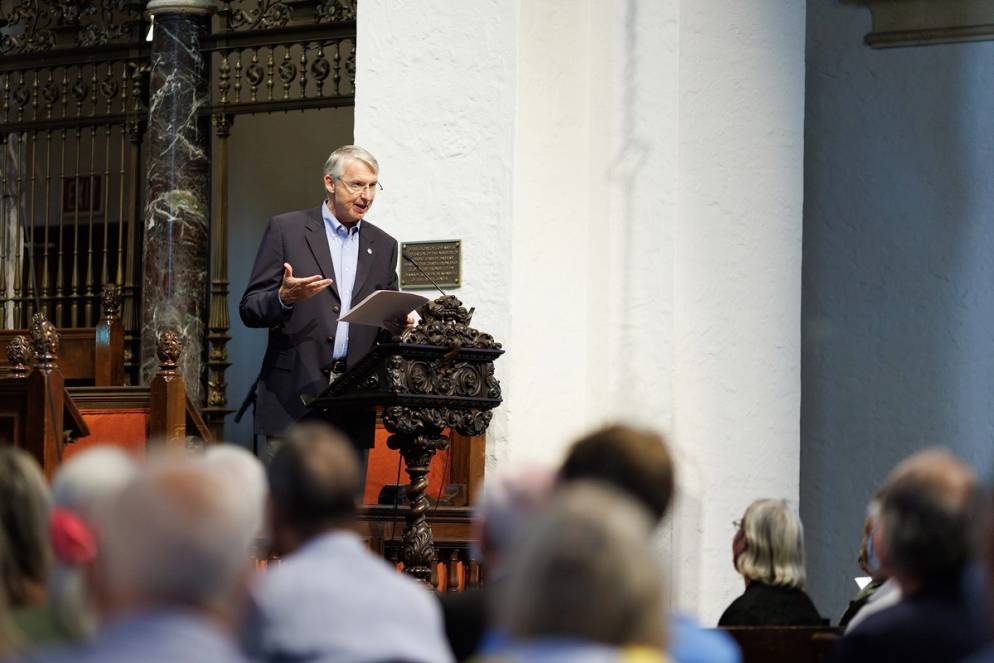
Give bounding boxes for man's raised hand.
[278,262,333,305]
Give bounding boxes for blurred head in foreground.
[267,423,359,557]
[495,481,665,650]
[204,443,269,551]
[558,424,675,525]
[0,448,52,609]
[875,448,980,592]
[473,464,554,577]
[48,446,137,640]
[97,456,252,623]
[733,498,807,590]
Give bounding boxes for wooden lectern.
[309,295,503,583]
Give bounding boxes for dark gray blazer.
[238,206,399,440]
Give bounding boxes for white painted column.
[671,2,806,621]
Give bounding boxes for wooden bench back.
[721,626,841,663]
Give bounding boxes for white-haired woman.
[718,498,823,626]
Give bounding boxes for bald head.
[878,449,980,584]
[99,458,251,616]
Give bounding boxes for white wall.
[803,2,994,620]
[674,2,806,621]
[356,0,805,623]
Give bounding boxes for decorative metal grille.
[0,1,145,55]
[0,58,148,378]
[216,0,356,32]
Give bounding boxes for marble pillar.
[140,1,214,402]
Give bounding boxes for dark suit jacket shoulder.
[831,588,986,663]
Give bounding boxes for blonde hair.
[735,498,807,589]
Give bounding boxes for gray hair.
[0,448,51,607]
[98,457,252,615]
[735,498,807,589]
[203,444,268,550]
[49,447,137,640]
[495,481,665,649]
[322,145,379,179]
[474,464,554,571]
[878,448,980,582]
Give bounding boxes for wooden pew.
[0,284,124,385]
[65,327,212,457]
[721,626,841,663]
[0,317,89,478]
[1,317,211,473]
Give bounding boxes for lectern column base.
[384,407,450,584]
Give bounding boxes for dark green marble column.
[140,1,215,402]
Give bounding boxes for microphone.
[402,251,448,298]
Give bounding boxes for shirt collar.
[322,201,361,236]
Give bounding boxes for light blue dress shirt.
[321,203,361,361]
[243,530,455,663]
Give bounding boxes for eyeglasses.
[336,177,383,194]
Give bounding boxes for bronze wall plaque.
[400,240,462,290]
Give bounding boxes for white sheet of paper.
[339,290,430,327]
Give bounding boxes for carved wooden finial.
[6,335,32,377]
[156,328,182,373]
[101,283,122,321]
[404,295,502,350]
[30,312,59,368]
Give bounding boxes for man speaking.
[239,145,400,467]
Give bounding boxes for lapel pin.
[367,247,373,255]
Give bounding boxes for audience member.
[718,498,823,626]
[242,422,454,663]
[46,447,137,642]
[831,449,986,663]
[557,424,741,663]
[18,455,254,662]
[840,499,901,632]
[203,443,269,553]
[439,465,554,660]
[0,448,60,647]
[0,528,20,658]
[478,481,670,663]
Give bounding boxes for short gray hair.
[323,145,379,179]
[878,448,980,582]
[495,482,665,649]
[99,457,251,614]
[735,498,807,589]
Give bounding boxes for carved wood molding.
[854,0,994,48]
